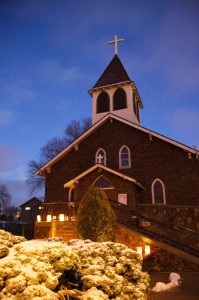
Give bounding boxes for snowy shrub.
[0,240,79,299]
[0,229,26,247]
[0,232,149,299]
[68,239,149,299]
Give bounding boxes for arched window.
[152,179,166,204]
[119,146,131,168]
[113,88,127,110]
[97,91,110,113]
[95,148,106,166]
[92,176,114,189]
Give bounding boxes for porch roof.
[64,164,144,189]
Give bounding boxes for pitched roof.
[64,164,144,189]
[92,55,132,89]
[34,113,198,177]
[20,197,42,208]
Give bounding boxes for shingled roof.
[93,54,131,88]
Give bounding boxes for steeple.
[89,39,143,125]
[93,55,131,89]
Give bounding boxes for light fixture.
[37,215,41,222]
[136,246,143,256]
[46,215,52,222]
[145,245,151,255]
[59,214,65,221]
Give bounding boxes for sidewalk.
[148,272,199,300]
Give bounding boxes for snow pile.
[0,233,149,299]
[152,272,181,292]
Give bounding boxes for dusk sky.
[0,0,199,207]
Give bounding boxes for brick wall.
[45,119,199,207]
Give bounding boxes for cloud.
[0,76,37,107]
[36,59,82,88]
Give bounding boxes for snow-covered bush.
[0,240,79,299]
[0,229,26,247]
[0,232,149,299]
[68,239,149,299]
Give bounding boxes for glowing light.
[37,215,41,222]
[136,246,143,256]
[145,245,151,255]
[59,214,65,221]
[46,215,52,222]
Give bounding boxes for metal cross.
[108,35,124,55]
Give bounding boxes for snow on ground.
[0,230,149,300]
[152,272,181,292]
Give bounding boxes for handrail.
[108,199,199,257]
[132,208,199,239]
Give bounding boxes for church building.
[34,36,199,265]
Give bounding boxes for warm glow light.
[145,245,151,255]
[136,246,143,256]
[37,215,41,222]
[47,215,52,222]
[59,214,65,221]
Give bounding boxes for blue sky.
[0,0,199,206]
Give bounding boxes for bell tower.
[88,36,143,125]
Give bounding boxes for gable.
[20,197,42,208]
[64,164,144,189]
[35,113,198,176]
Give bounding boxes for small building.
[20,197,43,223]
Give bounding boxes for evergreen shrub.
[77,187,116,242]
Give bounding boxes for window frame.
[119,145,131,169]
[113,88,127,111]
[96,91,110,113]
[95,148,106,166]
[92,175,114,190]
[151,179,166,205]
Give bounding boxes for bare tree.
[26,160,45,195]
[64,117,92,144]
[0,184,11,212]
[26,117,92,195]
[40,137,67,162]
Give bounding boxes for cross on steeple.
[108,35,124,55]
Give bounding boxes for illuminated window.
[119,146,131,168]
[152,179,166,204]
[25,207,30,210]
